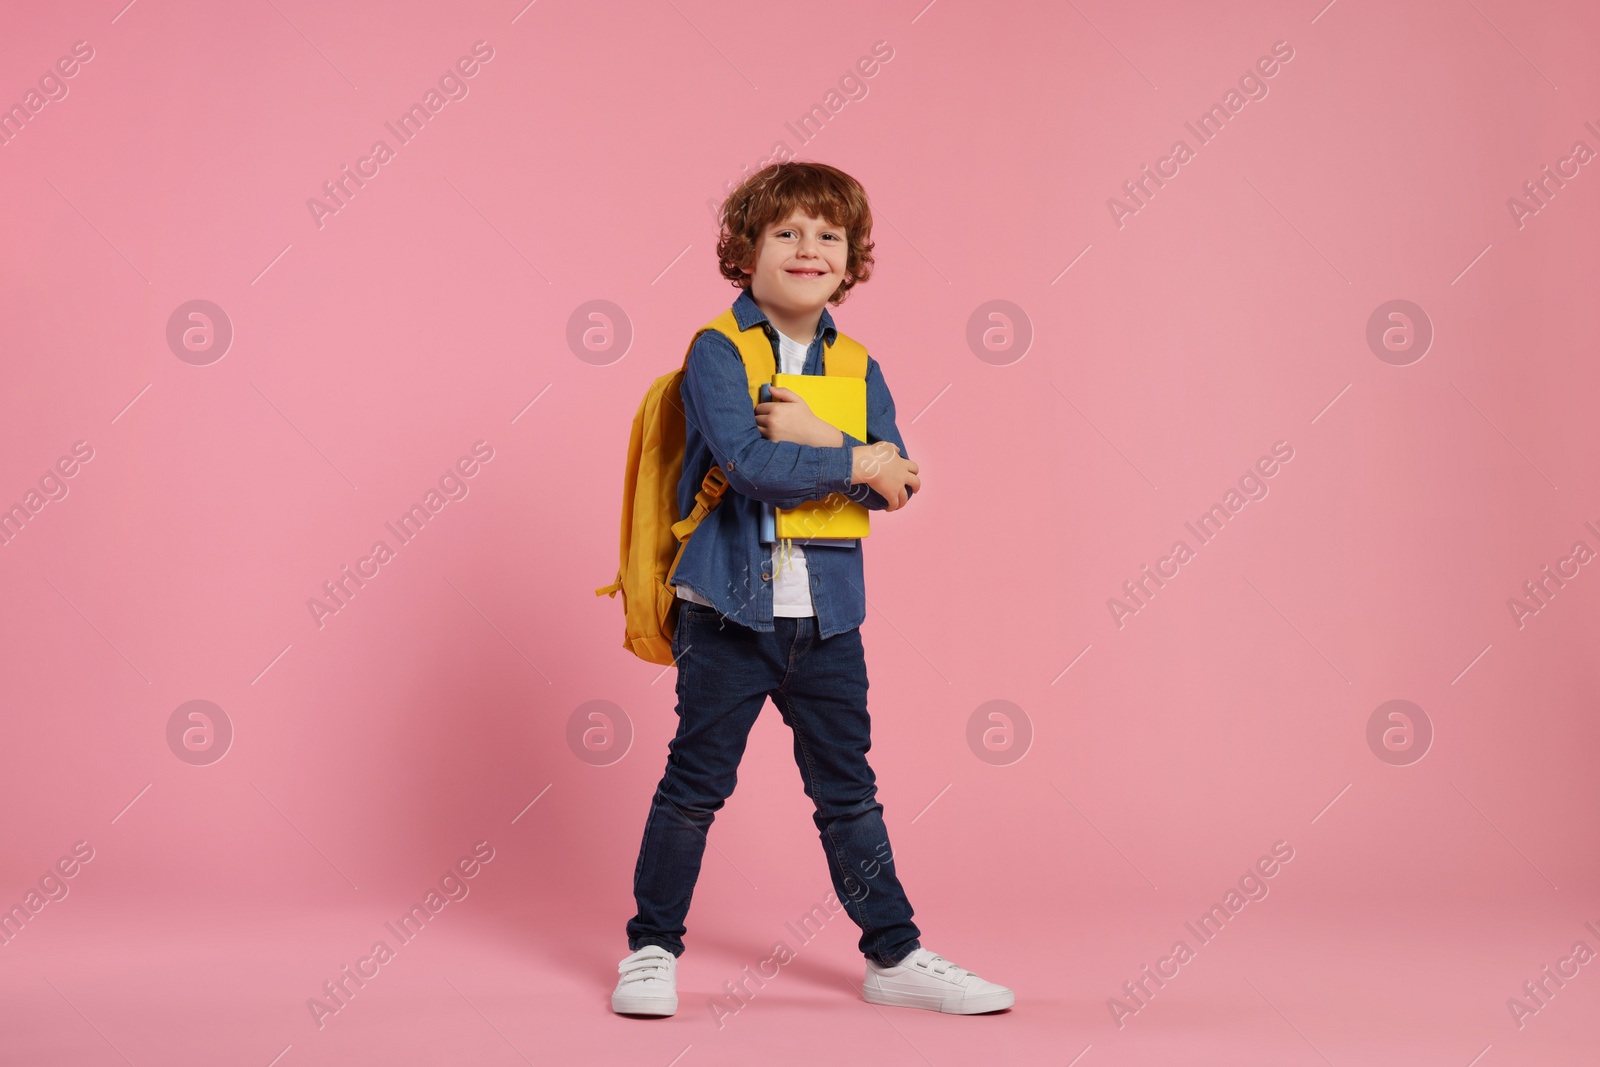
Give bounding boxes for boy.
[613,161,1013,1017]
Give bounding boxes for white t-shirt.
[675,325,816,617]
[767,327,815,617]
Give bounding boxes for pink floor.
[5,891,1596,1065]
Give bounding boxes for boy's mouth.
[786,268,828,279]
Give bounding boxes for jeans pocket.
[671,603,689,658]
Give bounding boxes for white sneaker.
[611,945,678,1016]
[862,947,1014,1014]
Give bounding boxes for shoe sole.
[611,993,678,1016]
[862,984,1014,1014]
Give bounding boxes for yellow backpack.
[594,306,867,664]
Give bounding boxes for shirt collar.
[733,287,837,347]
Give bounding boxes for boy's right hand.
[851,443,920,512]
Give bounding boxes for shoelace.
[619,952,672,986]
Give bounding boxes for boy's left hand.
[755,386,843,448]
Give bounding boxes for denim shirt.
[671,288,914,639]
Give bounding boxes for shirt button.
[761,571,771,581]
[727,461,735,470]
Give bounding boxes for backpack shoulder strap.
[822,327,868,379]
[689,309,866,385]
[667,308,777,540]
[687,307,777,406]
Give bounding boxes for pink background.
[2,0,1598,1063]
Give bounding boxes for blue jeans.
[625,600,922,967]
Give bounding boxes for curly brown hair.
[715,161,876,305]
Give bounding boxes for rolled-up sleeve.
[681,331,856,511]
[839,354,913,511]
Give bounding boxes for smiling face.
[739,210,851,339]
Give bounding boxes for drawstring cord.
[777,537,794,574]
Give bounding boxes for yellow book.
[770,372,871,540]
